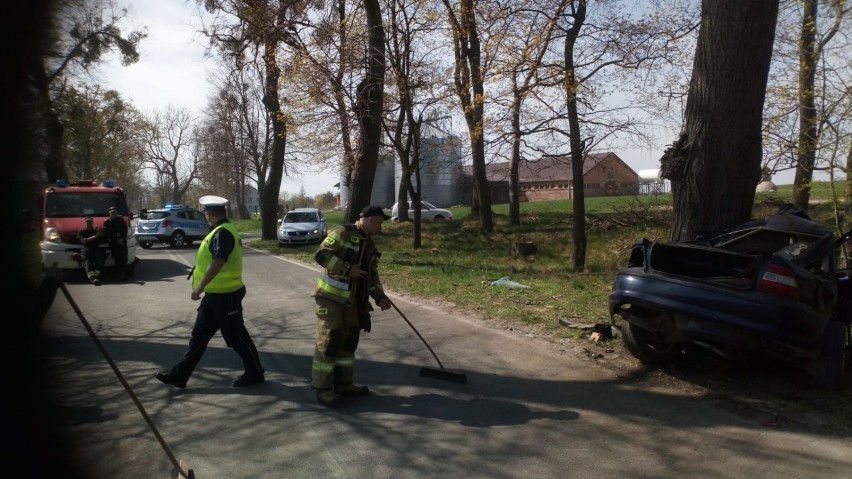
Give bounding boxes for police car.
[134,204,209,248]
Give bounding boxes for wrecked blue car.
[609,206,851,389]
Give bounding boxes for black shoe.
[232,374,265,387]
[155,371,187,389]
[91,278,101,286]
[316,389,343,408]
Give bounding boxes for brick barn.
[464,152,639,204]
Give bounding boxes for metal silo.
[370,151,396,208]
[393,124,463,208]
[337,151,396,210]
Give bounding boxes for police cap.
[199,195,229,213]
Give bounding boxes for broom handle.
[388,299,445,370]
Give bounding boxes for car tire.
[811,320,847,390]
[170,231,187,248]
[140,242,153,249]
[620,319,684,365]
[433,215,446,221]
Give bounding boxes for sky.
[99,0,798,197]
[99,0,341,196]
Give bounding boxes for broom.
[388,299,467,384]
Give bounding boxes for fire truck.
[39,179,137,275]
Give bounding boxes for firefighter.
[78,216,107,285]
[311,205,392,407]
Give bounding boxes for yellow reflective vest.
[193,222,243,293]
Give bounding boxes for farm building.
[464,152,640,204]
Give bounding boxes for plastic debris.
[488,276,530,288]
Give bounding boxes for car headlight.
[311,228,318,234]
[44,227,61,242]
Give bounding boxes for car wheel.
[811,320,847,390]
[140,242,153,249]
[170,231,187,248]
[620,319,684,365]
[433,215,446,221]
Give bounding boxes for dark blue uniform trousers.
[169,286,264,382]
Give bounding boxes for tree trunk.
[564,0,587,272]
[347,0,385,222]
[261,39,285,241]
[791,0,818,210]
[662,0,779,242]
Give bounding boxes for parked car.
[277,208,327,245]
[608,205,852,389]
[134,205,209,248]
[391,200,453,221]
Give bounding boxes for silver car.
[135,205,209,248]
[277,208,327,245]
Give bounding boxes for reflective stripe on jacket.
[193,222,243,293]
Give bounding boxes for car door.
[188,209,208,239]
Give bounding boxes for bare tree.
[382,0,452,247]
[662,0,779,241]
[199,0,307,238]
[141,105,200,205]
[442,0,493,234]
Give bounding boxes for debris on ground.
[487,276,530,288]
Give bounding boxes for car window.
[285,212,318,223]
[146,211,171,220]
[177,211,189,220]
[191,210,206,221]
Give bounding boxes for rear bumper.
[609,269,827,357]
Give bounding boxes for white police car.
[135,204,209,248]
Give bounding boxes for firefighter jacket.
[193,222,243,293]
[314,223,387,308]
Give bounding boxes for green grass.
[246,182,848,333]
[248,194,677,331]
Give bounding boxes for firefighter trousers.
[311,297,362,390]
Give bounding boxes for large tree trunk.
[564,0,587,272]
[443,0,493,234]
[261,39,285,241]
[347,0,385,222]
[791,0,818,210]
[661,0,779,242]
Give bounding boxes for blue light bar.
[55,179,66,187]
[103,179,114,187]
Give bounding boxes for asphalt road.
[40,241,852,479]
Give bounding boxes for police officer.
[311,205,392,407]
[103,206,128,280]
[78,216,107,285]
[155,196,265,388]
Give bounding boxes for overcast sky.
[100,0,799,195]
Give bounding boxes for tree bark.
[662,0,779,242]
[791,0,818,210]
[564,0,587,271]
[346,0,385,222]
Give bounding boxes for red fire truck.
[39,179,137,275]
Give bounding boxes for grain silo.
[336,151,396,209]
[394,124,463,208]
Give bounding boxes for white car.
[391,200,453,221]
[277,208,327,245]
